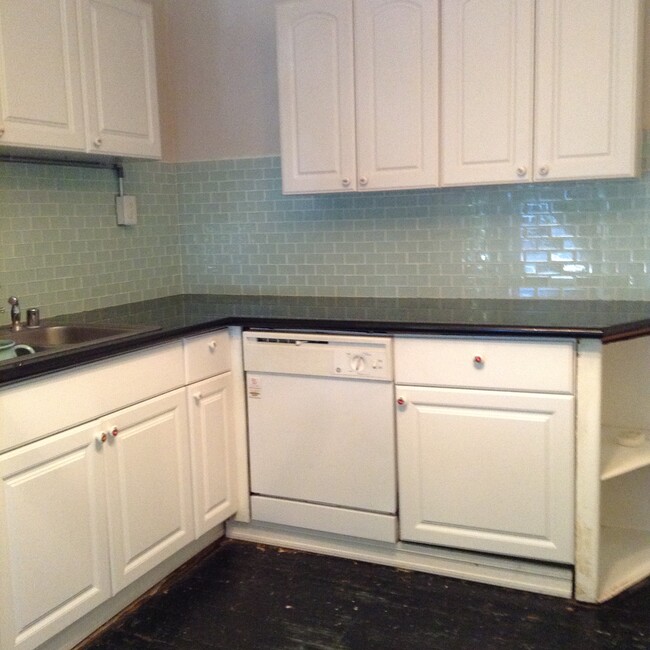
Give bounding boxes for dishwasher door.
[244,331,397,542]
[247,371,396,513]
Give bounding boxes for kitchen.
[2,0,650,648]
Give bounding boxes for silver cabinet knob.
[516,166,527,177]
[359,176,368,186]
[538,165,549,176]
[341,177,351,187]
[193,393,202,404]
[93,137,102,148]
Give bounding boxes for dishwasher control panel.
[244,331,393,381]
[334,349,387,378]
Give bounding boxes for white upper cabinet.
[0,0,160,159]
[534,0,642,182]
[0,0,86,151]
[441,0,643,186]
[78,0,161,158]
[441,0,535,185]
[276,0,439,193]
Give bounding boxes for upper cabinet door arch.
[276,0,439,194]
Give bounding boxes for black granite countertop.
[2,294,650,386]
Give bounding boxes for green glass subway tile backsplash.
[176,153,650,301]
[0,160,182,318]
[3,134,650,320]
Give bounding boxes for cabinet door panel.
[534,0,642,180]
[188,374,237,537]
[78,0,160,158]
[441,0,534,185]
[277,0,356,193]
[0,423,109,650]
[104,389,193,593]
[397,386,575,562]
[0,0,85,151]
[355,0,439,190]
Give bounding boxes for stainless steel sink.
[6,324,159,349]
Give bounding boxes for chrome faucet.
[7,296,22,331]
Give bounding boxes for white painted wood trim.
[229,327,251,523]
[574,338,603,602]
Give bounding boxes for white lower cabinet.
[0,422,110,650]
[187,373,237,538]
[395,336,576,564]
[396,386,574,562]
[0,388,193,650]
[0,332,241,650]
[103,389,193,593]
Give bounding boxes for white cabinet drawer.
[183,330,231,384]
[394,336,575,393]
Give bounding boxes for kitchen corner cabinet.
[395,337,576,563]
[184,331,238,538]
[0,0,160,159]
[276,0,438,194]
[440,0,643,186]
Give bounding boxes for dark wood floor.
[78,539,650,649]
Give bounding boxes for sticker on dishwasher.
[247,375,262,399]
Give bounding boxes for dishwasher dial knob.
[350,355,366,372]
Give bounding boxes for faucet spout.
[7,296,22,331]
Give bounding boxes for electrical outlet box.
[116,195,138,226]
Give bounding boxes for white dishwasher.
[244,330,397,543]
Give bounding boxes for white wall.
[156,0,279,162]
[156,0,650,163]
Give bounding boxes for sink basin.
[7,324,159,349]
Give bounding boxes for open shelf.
[600,428,650,481]
[598,526,650,602]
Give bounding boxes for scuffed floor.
[77,540,650,649]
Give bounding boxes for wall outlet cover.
[116,196,138,226]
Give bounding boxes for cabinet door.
[0,0,86,151]
[0,422,110,650]
[187,373,237,538]
[78,0,161,158]
[354,0,439,190]
[397,386,575,563]
[276,0,357,193]
[534,0,642,181]
[440,0,534,185]
[104,389,193,593]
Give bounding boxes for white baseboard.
[227,520,573,598]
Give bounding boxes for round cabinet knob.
[359,176,368,186]
[342,177,351,187]
[93,137,102,148]
[110,426,119,437]
[396,397,406,407]
[208,340,218,352]
[516,166,527,177]
[538,165,549,177]
[193,392,203,404]
[473,355,484,366]
[0,126,5,137]
[96,432,108,445]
